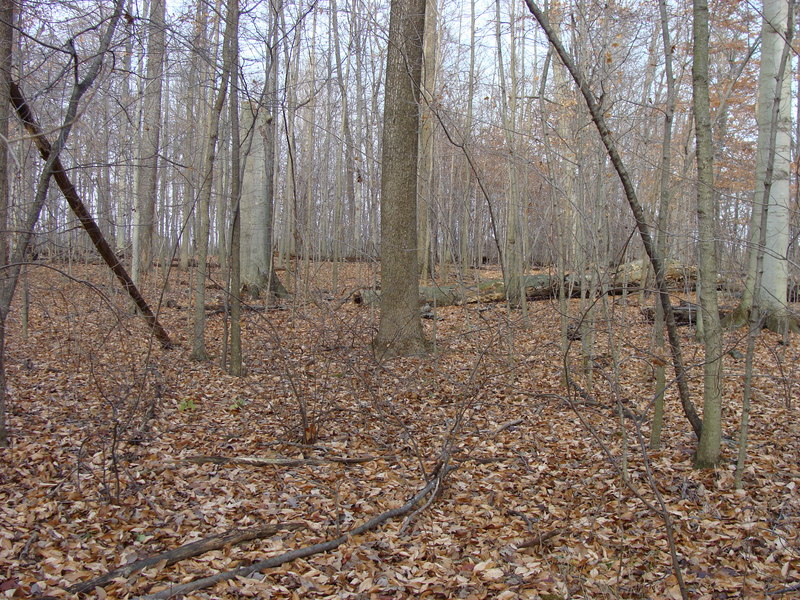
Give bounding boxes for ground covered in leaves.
[1,261,799,599]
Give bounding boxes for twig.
[518,527,567,549]
[68,523,304,594]
[488,418,524,436]
[506,509,536,533]
[134,468,453,600]
[169,454,394,468]
[18,532,39,564]
[768,582,800,596]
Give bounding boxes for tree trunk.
[740,0,794,334]
[227,0,242,376]
[417,0,437,281]
[692,0,723,469]
[132,0,166,283]
[373,0,428,357]
[191,3,232,361]
[180,0,209,272]
[524,0,702,439]
[650,0,676,450]
[0,0,12,447]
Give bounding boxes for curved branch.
[522,0,702,438]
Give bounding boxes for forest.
[0,0,799,598]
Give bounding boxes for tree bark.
[228,0,242,376]
[373,0,428,357]
[692,0,723,469]
[68,523,303,594]
[736,0,794,334]
[650,0,677,450]
[132,0,166,283]
[0,0,12,447]
[191,3,232,361]
[417,0,437,281]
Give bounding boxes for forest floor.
[1,261,799,600]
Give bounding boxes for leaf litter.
[0,262,798,599]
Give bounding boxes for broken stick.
[134,466,455,600]
[171,454,394,468]
[68,522,303,594]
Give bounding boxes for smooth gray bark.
[191,5,232,361]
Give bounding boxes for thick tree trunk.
[373,0,428,357]
[736,0,794,334]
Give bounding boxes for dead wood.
[354,263,705,309]
[134,466,454,600]
[171,454,394,468]
[488,418,524,436]
[354,275,559,307]
[517,527,567,549]
[768,582,800,596]
[642,301,732,326]
[205,303,266,316]
[68,523,304,594]
[8,81,172,349]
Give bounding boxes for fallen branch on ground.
[169,454,394,468]
[68,523,304,594]
[517,527,567,549]
[134,465,455,600]
[768,582,800,596]
[487,418,524,437]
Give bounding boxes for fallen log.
[611,258,696,288]
[68,523,304,594]
[353,275,559,307]
[642,301,733,326]
[353,262,710,308]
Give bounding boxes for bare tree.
[228,0,242,376]
[0,0,127,446]
[191,1,233,361]
[692,0,723,469]
[0,0,13,447]
[373,0,428,357]
[132,0,166,283]
[524,0,702,440]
